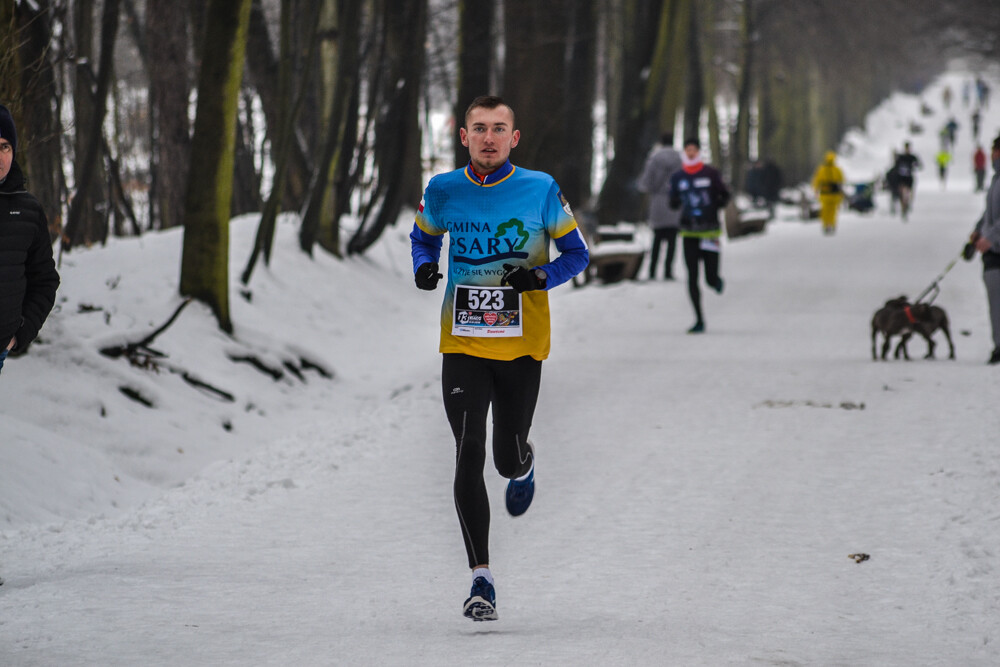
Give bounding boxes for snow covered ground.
[2,69,1000,666]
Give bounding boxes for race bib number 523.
[452,285,522,337]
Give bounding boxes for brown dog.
[870,297,955,360]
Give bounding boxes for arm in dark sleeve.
[14,211,59,353]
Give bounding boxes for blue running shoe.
[463,576,498,621]
[505,464,534,517]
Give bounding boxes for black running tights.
[683,236,721,325]
[442,353,540,569]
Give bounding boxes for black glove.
[963,242,976,261]
[415,262,443,290]
[501,263,546,293]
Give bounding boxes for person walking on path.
[969,134,1000,365]
[669,137,730,334]
[811,151,845,236]
[886,155,901,214]
[944,117,959,149]
[0,104,60,377]
[410,95,589,621]
[936,149,952,189]
[637,132,682,280]
[974,144,988,192]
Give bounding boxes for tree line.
[1,0,996,331]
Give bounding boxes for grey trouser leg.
[984,268,1000,350]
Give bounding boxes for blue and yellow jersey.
[410,160,588,361]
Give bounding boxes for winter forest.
[2,0,998,330]
[4,1,1000,665]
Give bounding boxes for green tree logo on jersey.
[495,218,529,250]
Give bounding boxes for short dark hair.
[660,132,674,146]
[464,95,516,129]
[683,137,700,149]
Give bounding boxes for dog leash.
[913,250,964,305]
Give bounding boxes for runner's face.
[0,140,11,182]
[683,144,700,160]
[460,106,519,175]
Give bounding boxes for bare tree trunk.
[147,0,192,230]
[563,0,597,209]
[649,0,682,137]
[346,0,426,256]
[730,0,754,190]
[242,0,322,284]
[502,1,567,173]
[698,0,723,168]
[245,0,310,206]
[596,0,667,225]
[682,0,703,142]
[0,3,18,100]
[502,0,596,210]
[6,0,65,242]
[231,99,262,216]
[62,0,120,252]
[179,0,253,333]
[299,0,363,258]
[454,0,492,169]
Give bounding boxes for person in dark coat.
[760,159,782,215]
[0,104,60,375]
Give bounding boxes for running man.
[893,141,922,220]
[410,95,589,621]
[669,137,731,333]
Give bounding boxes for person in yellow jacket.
[812,151,845,235]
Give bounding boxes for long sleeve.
[537,227,589,290]
[410,223,443,273]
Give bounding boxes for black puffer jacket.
[0,161,59,353]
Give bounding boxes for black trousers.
[649,227,678,279]
[683,236,721,325]
[442,353,540,568]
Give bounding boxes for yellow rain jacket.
[812,152,845,230]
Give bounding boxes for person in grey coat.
[969,133,1000,365]
[637,133,683,280]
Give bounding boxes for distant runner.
[892,141,922,220]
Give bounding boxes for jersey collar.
[465,160,515,186]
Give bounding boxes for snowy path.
[3,190,999,666]
[3,70,1000,665]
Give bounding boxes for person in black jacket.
[0,104,59,375]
